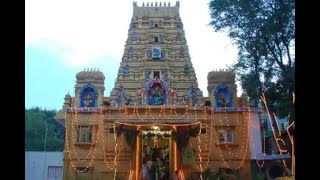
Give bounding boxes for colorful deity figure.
[145,77,169,105]
[123,64,129,76]
[214,82,232,108]
[149,20,154,27]
[194,88,202,107]
[176,31,181,40]
[161,51,166,59]
[167,88,177,105]
[136,87,145,105]
[128,47,134,58]
[116,85,127,107]
[80,86,96,107]
[151,86,163,97]
[180,95,189,105]
[131,31,138,41]
[162,70,168,81]
[159,34,165,42]
[188,85,197,106]
[145,69,151,80]
[184,64,190,75]
[180,46,185,56]
[130,22,137,29]
[83,93,93,107]
[219,93,229,108]
[147,50,152,58]
[149,85,164,105]
[148,35,153,43]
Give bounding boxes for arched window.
[218,128,235,144]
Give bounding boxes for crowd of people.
[141,144,173,180]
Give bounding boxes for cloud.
[180,0,240,96]
[26,0,131,67]
[26,0,241,96]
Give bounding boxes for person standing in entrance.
[171,170,181,180]
[141,160,149,180]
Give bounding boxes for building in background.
[254,113,293,180]
[25,151,63,180]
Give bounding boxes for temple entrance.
[141,126,171,180]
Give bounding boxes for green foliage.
[171,127,190,148]
[115,125,123,137]
[146,132,155,139]
[275,176,294,180]
[188,125,200,137]
[124,128,138,148]
[254,171,265,180]
[115,174,125,180]
[209,0,295,121]
[66,176,75,180]
[200,168,232,180]
[202,168,216,180]
[171,125,200,148]
[25,107,65,151]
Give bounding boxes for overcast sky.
[26,0,240,110]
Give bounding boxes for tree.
[209,0,295,121]
[25,107,65,151]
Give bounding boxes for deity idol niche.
[214,82,233,108]
[80,86,97,107]
[145,77,168,105]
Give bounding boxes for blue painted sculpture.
[214,82,233,107]
[79,84,98,107]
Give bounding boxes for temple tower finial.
[176,1,180,7]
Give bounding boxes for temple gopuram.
[54,1,274,180]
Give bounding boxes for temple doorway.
[141,126,171,180]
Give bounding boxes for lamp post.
[44,121,48,151]
[43,121,48,180]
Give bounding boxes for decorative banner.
[183,148,196,165]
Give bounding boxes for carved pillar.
[135,127,141,180]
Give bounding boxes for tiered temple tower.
[109,1,202,107]
[53,2,272,180]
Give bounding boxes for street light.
[43,121,48,180]
[44,121,48,151]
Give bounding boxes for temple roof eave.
[115,119,196,125]
[53,110,66,127]
[64,106,264,113]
